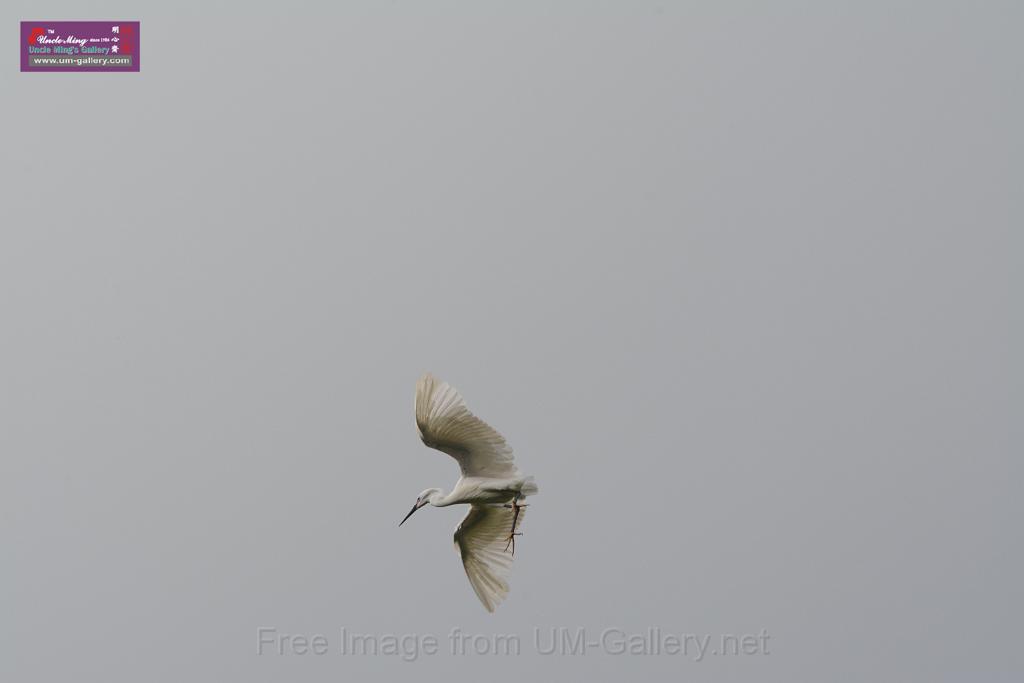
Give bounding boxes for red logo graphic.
[27,26,44,45]
[117,24,133,54]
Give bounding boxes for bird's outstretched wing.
[415,373,519,478]
[454,504,525,612]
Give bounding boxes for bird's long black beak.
[399,502,420,527]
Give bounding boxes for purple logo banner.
[21,21,140,72]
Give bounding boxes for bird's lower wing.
[454,504,525,612]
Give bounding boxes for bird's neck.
[429,490,454,507]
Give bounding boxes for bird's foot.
[504,532,523,555]
[503,497,527,555]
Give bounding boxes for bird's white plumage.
[404,373,537,612]
[415,373,520,478]
[454,504,526,613]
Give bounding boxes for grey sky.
[2,2,1021,681]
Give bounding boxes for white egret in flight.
[399,373,538,612]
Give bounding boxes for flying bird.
[399,373,538,612]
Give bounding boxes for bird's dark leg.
[503,495,528,555]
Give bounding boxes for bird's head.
[399,488,441,527]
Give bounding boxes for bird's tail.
[519,476,539,497]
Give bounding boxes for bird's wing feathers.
[415,373,519,478]
[454,504,524,612]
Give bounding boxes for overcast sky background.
[2,2,1021,682]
